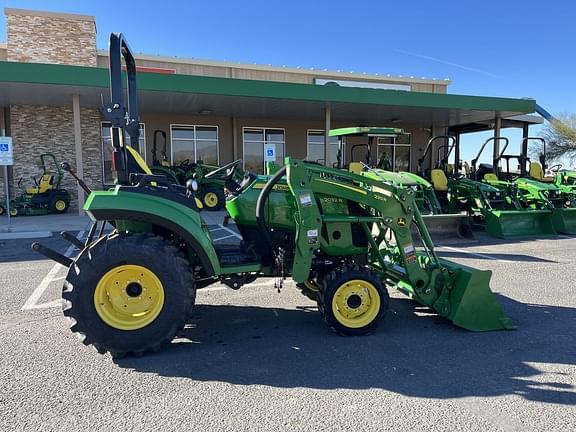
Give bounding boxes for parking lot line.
[22,230,85,311]
[217,224,242,239]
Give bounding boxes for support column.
[493,116,502,175]
[72,94,85,215]
[232,116,238,161]
[324,105,331,166]
[521,122,529,176]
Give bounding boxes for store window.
[243,127,285,174]
[170,125,219,166]
[101,122,146,185]
[376,133,411,172]
[307,130,339,167]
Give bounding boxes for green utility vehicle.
[329,128,472,238]
[32,33,513,357]
[0,153,70,217]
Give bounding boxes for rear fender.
[84,189,221,275]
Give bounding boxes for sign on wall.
[264,143,276,162]
[0,137,13,166]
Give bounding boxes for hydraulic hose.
[255,165,287,260]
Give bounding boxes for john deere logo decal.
[397,217,407,227]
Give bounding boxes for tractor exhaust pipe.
[31,242,73,267]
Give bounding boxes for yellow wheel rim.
[55,200,66,211]
[204,192,219,208]
[94,265,165,331]
[10,208,17,216]
[331,279,380,329]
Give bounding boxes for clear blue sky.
[1,0,575,164]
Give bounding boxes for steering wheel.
[179,159,191,169]
[548,163,563,173]
[204,160,242,181]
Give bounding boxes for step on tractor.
[329,127,472,239]
[497,137,576,234]
[434,136,555,238]
[149,129,231,211]
[0,153,71,217]
[32,33,514,357]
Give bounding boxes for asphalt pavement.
[0,226,575,431]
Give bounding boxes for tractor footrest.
[214,244,259,266]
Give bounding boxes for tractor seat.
[483,173,498,182]
[349,162,363,174]
[529,162,554,183]
[430,169,448,192]
[26,174,55,194]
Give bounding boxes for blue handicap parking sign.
[0,143,8,152]
[266,148,274,157]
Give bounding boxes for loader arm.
[284,158,513,331]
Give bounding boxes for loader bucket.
[420,214,474,239]
[484,209,556,238]
[551,208,576,234]
[437,258,515,331]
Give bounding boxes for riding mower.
[0,153,71,217]
[31,33,513,357]
[329,128,473,238]
[149,128,233,211]
[496,137,576,234]
[439,136,555,238]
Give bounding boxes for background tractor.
[0,153,70,217]
[329,128,472,238]
[149,128,235,210]
[32,33,513,358]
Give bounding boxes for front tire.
[62,233,195,357]
[317,264,388,335]
[49,196,69,214]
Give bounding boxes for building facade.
[0,8,537,213]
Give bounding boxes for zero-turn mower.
[0,153,71,217]
[32,33,514,357]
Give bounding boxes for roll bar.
[417,136,456,175]
[104,33,140,184]
[470,137,509,174]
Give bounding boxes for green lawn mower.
[329,128,472,238]
[0,153,71,217]
[32,33,513,357]
[149,128,232,211]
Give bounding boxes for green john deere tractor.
[32,33,513,357]
[329,128,472,238]
[497,137,576,234]
[0,153,71,217]
[435,136,555,238]
[148,128,233,211]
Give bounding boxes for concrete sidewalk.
[0,210,230,240]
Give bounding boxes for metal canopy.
[0,61,537,128]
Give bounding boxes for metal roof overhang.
[0,61,537,127]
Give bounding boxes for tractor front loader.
[32,33,513,357]
[498,137,576,235]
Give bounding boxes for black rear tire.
[317,264,388,336]
[62,233,195,357]
[49,196,69,214]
